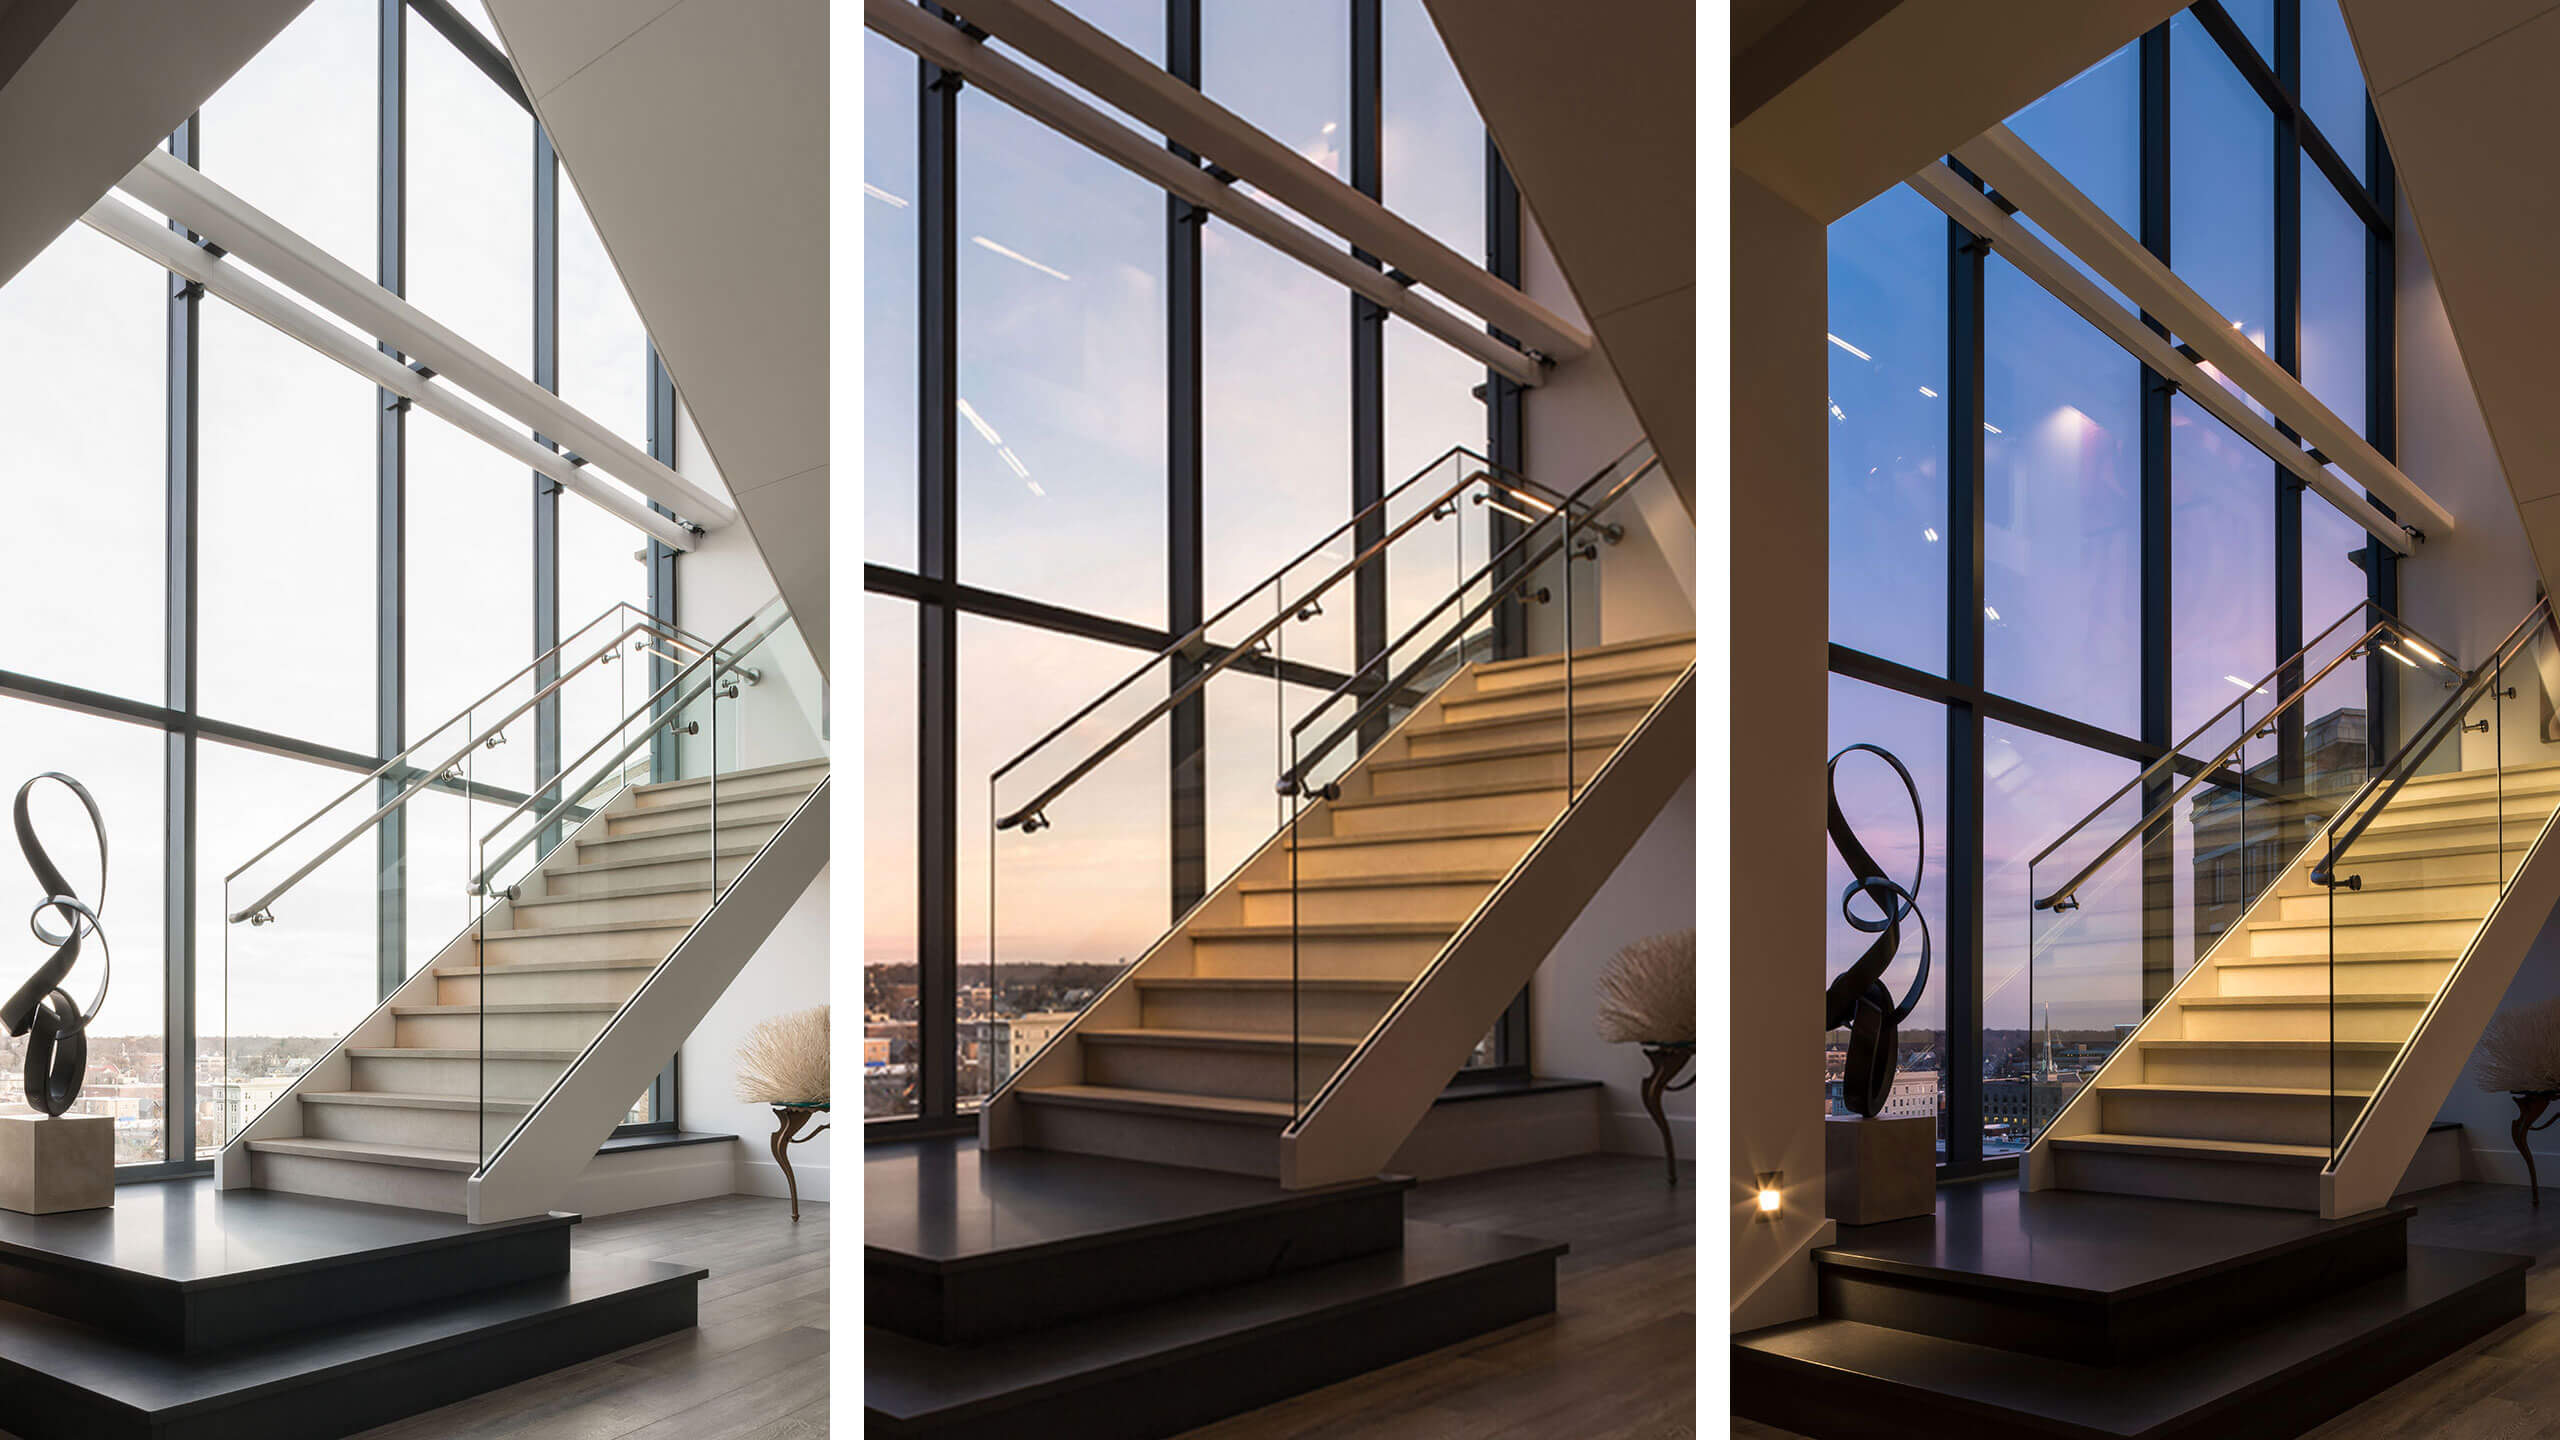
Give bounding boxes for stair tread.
[1368,738,1617,772]
[1471,634,1694,674]
[1080,1027,1364,1050]
[2140,1038,2402,1051]
[2049,1132,2332,1164]
[299,1090,534,1111]
[431,955,659,977]
[2215,948,2461,967]
[1446,661,1691,703]
[2247,908,2489,931]
[510,880,715,906]
[1410,697,1654,735]
[1135,976,1408,991]
[2100,1082,2376,1099]
[1236,868,1509,893]
[617,778,820,817]
[1191,921,1455,939]
[633,758,827,794]
[245,1136,480,1172]
[1015,1084,1297,1122]
[1291,823,1543,850]
[479,917,692,938]
[1326,779,1566,809]
[391,1002,619,1015]
[347,1046,581,1060]
[544,844,766,876]
[2179,993,2434,1007]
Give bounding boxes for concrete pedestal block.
[1825,1114,1933,1226]
[0,1112,114,1214]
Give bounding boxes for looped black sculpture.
[0,774,110,1117]
[1824,744,1930,1119]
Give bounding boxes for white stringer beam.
[83,195,698,554]
[867,0,1543,388]
[1906,164,2411,557]
[886,0,1589,371]
[1955,123,2454,541]
[115,148,737,531]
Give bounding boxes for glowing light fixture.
[1985,605,2002,621]
[864,182,910,208]
[1827,332,1872,361]
[2401,637,2445,667]
[2224,675,2269,694]
[1923,528,1940,543]
[972,234,1073,281]
[1754,1173,1784,1219]
[1984,422,2003,435]
[1918,385,1939,398]
[2379,643,2421,670]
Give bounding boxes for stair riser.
[603,789,802,835]
[2051,1146,2321,1210]
[2099,1090,2366,1148]
[1437,672,1679,724]
[2335,820,2539,859]
[2248,917,2475,958]
[1470,642,1692,693]
[1238,881,1493,928]
[505,887,712,931]
[1328,788,1564,838]
[477,927,685,966]
[1137,988,1396,1037]
[1290,831,1538,880]
[396,1011,614,1050]
[1400,712,1637,761]
[302,1103,520,1154]
[435,965,654,1007]
[1013,1100,1278,1178]
[573,819,784,864]
[635,762,827,808]
[1190,932,1445,980]
[1366,745,1605,798]
[2141,1046,2394,1089]
[541,854,748,897]
[349,1054,570,1098]
[1081,1041,1345,1104]
[2398,770,2560,802]
[2289,850,2519,890]
[2212,957,2455,997]
[250,1150,468,1214]
[2272,883,2500,922]
[2366,794,2560,828]
[2178,1004,2421,1044]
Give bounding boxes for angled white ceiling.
[0,0,314,290]
[481,0,829,675]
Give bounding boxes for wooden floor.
[1180,1152,1695,1440]
[1732,1179,2560,1440]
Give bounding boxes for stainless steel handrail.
[224,605,703,922]
[988,446,1508,831]
[470,600,794,888]
[2030,610,2466,912]
[1279,439,1659,792]
[2314,594,2557,888]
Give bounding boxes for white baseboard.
[561,1140,739,1216]
[1603,1108,1694,1160]
[733,1154,830,1205]
[2461,1140,2560,1190]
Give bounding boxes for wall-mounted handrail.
[989,445,1519,831]
[1279,440,1659,793]
[2030,608,2465,913]
[224,604,718,922]
[471,601,794,889]
[2313,594,2557,889]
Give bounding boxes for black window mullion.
[1349,0,1386,717]
[376,0,410,1010]
[2274,0,2306,794]
[531,124,563,861]
[1167,0,1206,919]
[1945,205,1988,1171]
[917,35,962,1123]
[2138,21,2177,1016]
[166,115,203,1171]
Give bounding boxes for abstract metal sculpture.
[1824,744,1930,1120]
[0,774,110,1117]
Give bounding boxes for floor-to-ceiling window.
[1823,1,2399,1171]
[865,0,1530,1131]
[0,0,678,1173]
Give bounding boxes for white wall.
[679,862,831,1203]
[1531,777,1696,1156]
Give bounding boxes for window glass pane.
[957,90,1165,626]
[2005,44,2139,232]
[0,225,164,701]
[2171,12,2274,365]
[200,0,374,275]
[1382,0,1483,262]
[0,705,165,1166]
[198,300,378,750]
[1983,259,2140,734]
[867,32,919,569]
[2170,394,2275,736]
[2301,0,2368,181]
[2303,489,2375,789]
[1984,723,2137,1156]
[1384,322,1488,642]
[1827,186,1947,675]
[2224,0,2275,66]
[406,9,531,370]
[865,596,918,1120]
[558,173,649,455]
[965,618,1167,1109]
[406,416,533,736]
[2301,166,2368,439]
[1824,677,1946,1155]
[1208,1,1349,186]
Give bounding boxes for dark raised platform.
[868,1139,1566,1435]
[0,1178,703,1440]
[868,1137,1410,1342]
[1733,1176,2530,1438]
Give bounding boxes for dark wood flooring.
[1731,1180,2560,1440]
[1177,1152,1695,1440]
[0,1192,829,1440]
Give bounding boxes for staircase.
[219,598,827,1221]
[987,633,1694,1182]
[237,758,829,1212]
[2029,596,2560,1215]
